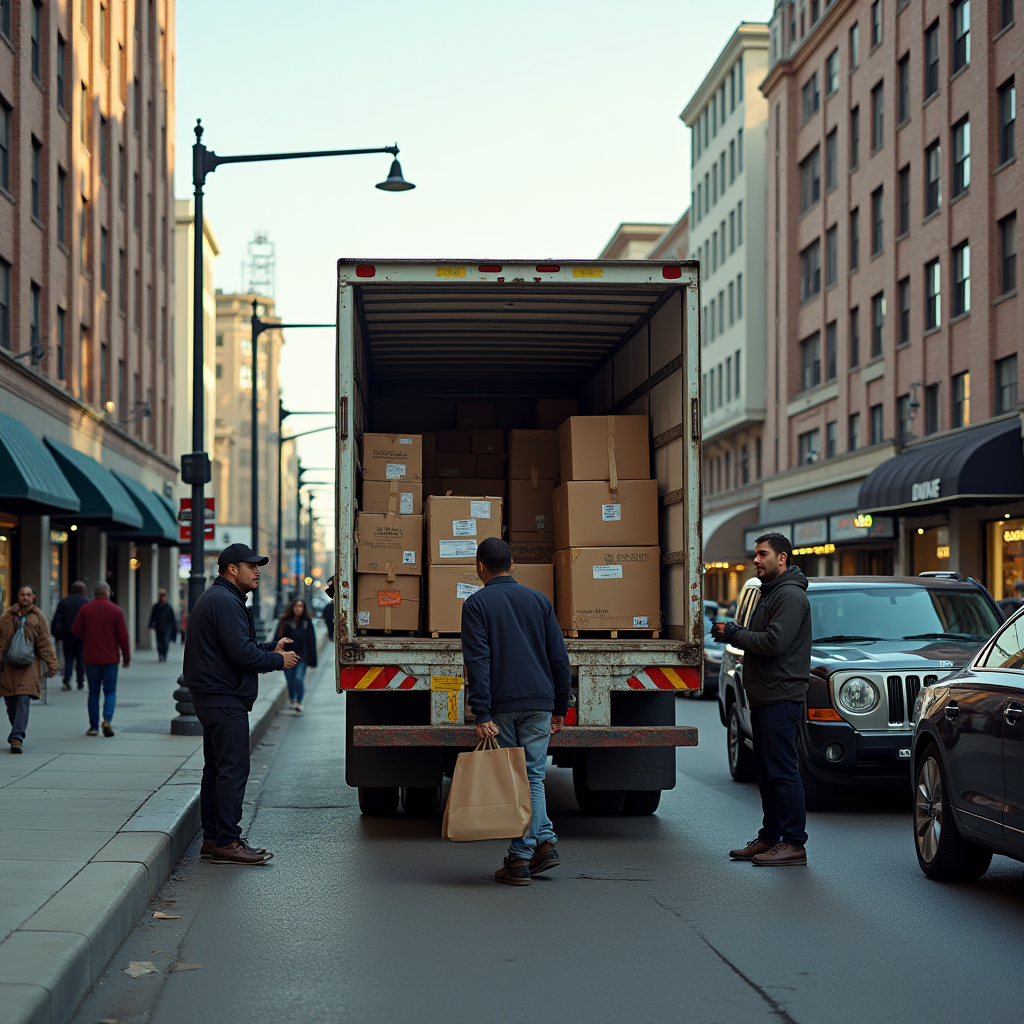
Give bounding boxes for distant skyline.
[175,0,771,516]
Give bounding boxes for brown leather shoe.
[729,839,774,860]
[210,840,271,865]
[752,842,807,867]
[239,838,272,860]
[529,841,559,875]
[200,840,214,859]
[494,857,532,886]
[9,739,22,754]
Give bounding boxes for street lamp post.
[184,119,413,614]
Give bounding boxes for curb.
[0,678,289,1024]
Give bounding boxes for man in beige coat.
[0,586,59,753]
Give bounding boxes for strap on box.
[387,479,398,525]
[386,562,396,582]
[607,417,619,491]
[384,605,392,634]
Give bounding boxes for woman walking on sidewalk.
[273,599,317,713]
[0,586,60,753]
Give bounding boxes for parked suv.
[717,575,1003,809]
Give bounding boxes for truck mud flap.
[584,691,678,791]
[345,691,441,789]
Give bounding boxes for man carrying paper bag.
[459,537,571,885]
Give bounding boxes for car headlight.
[838,677,879,713]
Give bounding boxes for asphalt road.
[75,667,1024,1024]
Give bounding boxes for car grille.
[885,674,940,726]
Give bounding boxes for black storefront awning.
[858,418,1024,515]
[108,472,179,545]
[43,438,143,528]
[0,413,80,515]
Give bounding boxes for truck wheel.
[727,704,756,782]
[622,790,661,815]
[358,787,399,816]
[401,785,442,816]
[572,765,625,815]
[798,753,834,812]
[914,748,993,882]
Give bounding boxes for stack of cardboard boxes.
[355,433,424,633]
[552,416,661,636]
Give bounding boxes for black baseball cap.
[217,543,269,567]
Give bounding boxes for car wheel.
[798,752,834,812]
[914,749,993,882]
[727,704,756,782]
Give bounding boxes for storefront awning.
[107,473,179,545]
[858,418,1024,515]
[43,438,143,528]
[0,414,80,515]
[702,501,759,559]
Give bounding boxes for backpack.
[6,615,36,667]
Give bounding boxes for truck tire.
[798,752,834,812]
[572,765,625,815]
[358,786,399,816]
[622,790,662,815]
[727,704,756,782]
[401,785,442,816]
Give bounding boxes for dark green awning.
[43,438,142,527]
[0,414,80,514]
[109,472,179,544]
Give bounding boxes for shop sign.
[911,477,941,502]
[830,512,896,542]
[793,519,828,546]
[744,524,793,554]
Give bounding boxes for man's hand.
[47,667,57,678]
[274,637,294,655]
[711,622,739,644]
[281,650,300,670]
[475,720,498,740]
[122,660,130,669]
[550,715,564,735]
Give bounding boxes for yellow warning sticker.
[431,674,464,692]
[436,267,466,278]
[573,267,603,278]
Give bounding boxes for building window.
[952,0,970,73]
[118,249,126,313]
[849,207,860,270]
[849,412,861,451]
[802,73,820,122]
[1001,213,1017,294]
[56,307,65,380]
[737,128,743,171]
[134,269,140,327]
[996,355,1018,413]
[729,139,735,183]
[898,164,910,235]
[717,362,724,406]
[826,225,838,286]
[870,403,884,444]
[825,129,837,190]
[80,82,88,145]
[872,292,885,356]
[826,421,838,459]
[100,227,109,291]
[31,1,42,78]
[925,384,940,434]
[925,141,941,214]
[29,283,41,360]
[925,20,940,99]
[871,81,884,150]
[3,260,14,348]
[0,99,10,192]
[850,21,860,68]
[729,211,735,253]
[897,394,912,439]
[899,277,910,343]
[728,281,735,324]
[735,350,741,396]
[737,200,743,243]
[897,54,910,124]
[799,428,821,465]
[871,0,882,48]
[800,146,821,212]
[100,116,109,182]
[1002,0,1014,30]
[737,273,743,317]
[952,371,970,427]
[827,49,840,95]
[57,35,66,109]
[952,242,970,316]
[0,0,9,38]
[952,117,970,196]
[999,79,1016,165]
[850,106,860,169]
[31,139,42,220]
[801,240,821,302]
[826,320,837,379]
[801,332,822,390]
[871,187,884,255]
[118,145,126,206]
[718,290,724,334]
[79,196,87,267]
[850,306,860,367]
[925,258,941,329]
[709,299,715,341]
[726,356,732,401]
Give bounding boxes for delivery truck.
[334,259,703,816]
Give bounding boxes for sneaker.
[729,839,776,861]
[294,703,303,714]
[751,842,808,867]
[62,681,72,691]
[86,728,99,737]
[9,739,22,754]
[101,721,114,737]
[494,856,532,886]
[529,841,560,875]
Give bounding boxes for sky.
[175,0,771,522]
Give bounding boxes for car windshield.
[808,586,1001,642]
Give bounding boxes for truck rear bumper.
[352,725,697,748]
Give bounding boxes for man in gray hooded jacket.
[713,532,811,866]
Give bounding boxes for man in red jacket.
[72,582,131,737]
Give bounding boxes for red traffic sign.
[178,497,215,542]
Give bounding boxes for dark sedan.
[912,606,1024,881]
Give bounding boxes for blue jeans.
[5,695,30,742]
[750,700,807,847]
[85,663,119,729]
[284,660,308,703]
[494,710,557,861]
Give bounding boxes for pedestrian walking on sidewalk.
[713,533,812,867]
[183,543,299,866]
[461,537,571,886]
[0,586,59,753]
[273,599,317,713]
[51,581,88,690]
[72,583,131,738]
[147,589,177,662]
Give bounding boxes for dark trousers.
[751,700,808,847]
[62,636,84,685]
[195,705,250,848]
[5,695,30,742]
[155,630,172,661]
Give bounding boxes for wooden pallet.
[562,628,660,640]
[357,629,419,637]
[429,630,461,639]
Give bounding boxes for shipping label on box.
[508,478,556,534]
[508,430,560,481]
[355,513,423,576]
[426,495,503,564]
[362,433,423,482]
[552,479,659,550]
[558,416,650,484]
[428,565,484,632]
[356,574,421,631]
[361,480,423,516]
[554,546,661,631]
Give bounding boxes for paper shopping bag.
[442,737,532,842]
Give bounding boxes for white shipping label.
[535,515,546,530]
[398,438,413,445]
[402,550,416,565]
[469,500,492,519]
[385,463,407,479]
[593,565,623,579]
[633,616,650,628]
[456,582,482,600]
[439,539,477,559]
[399,492,414,515]
[601,503,622,522]
[357,611,371,625]
[452,519,477,537]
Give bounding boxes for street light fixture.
[184,119,414,614]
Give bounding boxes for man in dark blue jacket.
[462,537,571,886]
[184,543,299,865]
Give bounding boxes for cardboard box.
[471,429,506,454]
[423,433,436,478]
[508,478,556,534]
[427,564,483,633]
[554,546,661,632]
[426,495,503,564]
[355,514,423,576]
[456,401,495,429]
[552,479,659,550]
[476,453,506,478]
[356,574,421,632]
[536,398,578,430]
[511,563,555,605]
[558,416,650,483]
[508,429,560,481]
[510,535,554,564]
[362,433,423,482]
[437,430,472,454]
[431,479,506,502]
[436,453,477,478]
[362,480,423,516]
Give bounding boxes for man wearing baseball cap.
[183,543,300,865]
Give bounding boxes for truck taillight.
[356,264,376,278]
[536,263,560,273]
[478,264,502,273]
[662,266,682,279]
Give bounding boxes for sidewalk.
[0,645,288,1024]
